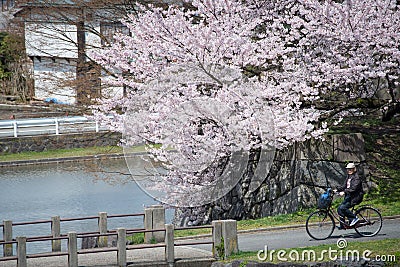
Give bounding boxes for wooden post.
[152,205,165,242]
[68,232,78,267]
[212,220,222,259]
[165,224,174,265]
[144,208,153,243]
[144,205,165,243]
[98,212,108,247]
[3,220,13,256]
[117,228,126,267]
[16,236,27,267]
[221,220,238,258]
[51,216,61,252]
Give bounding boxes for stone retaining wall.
[0,132,122,154]
[175,133,371,226]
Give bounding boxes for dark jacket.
[337,172,364,206]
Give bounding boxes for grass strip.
[225,238,400,265]
[0,145,148,162]
[0,144,166,163]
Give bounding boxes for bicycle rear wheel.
[354,206,382,237]
[306,210,335,240]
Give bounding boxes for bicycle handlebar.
[327,188,341,197]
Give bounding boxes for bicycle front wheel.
[306,210,335,240]
[354,206,382,237]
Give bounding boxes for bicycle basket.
[317,189,332,209]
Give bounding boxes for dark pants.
[337,195,356,225]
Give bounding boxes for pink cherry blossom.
[90,0,399,206]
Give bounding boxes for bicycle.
[305,188,383,240]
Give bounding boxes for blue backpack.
[318,188,332,209]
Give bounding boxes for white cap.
[346,163,356,169]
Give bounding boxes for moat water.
[0,157,172,254]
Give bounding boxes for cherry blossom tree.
[298,0,400,121]
[91,0,399,207]
[91,0,327,206]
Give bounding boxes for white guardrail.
[0,116,107,138]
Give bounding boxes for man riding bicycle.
[334,162,364,230]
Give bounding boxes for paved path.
[1,246,214,267]
[187,217,400,252]
[237,217,400,252]
[2,218,399,266]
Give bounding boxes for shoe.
[350,217,359,226]
[336,226,345,230]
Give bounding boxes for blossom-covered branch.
[90,0,399,206]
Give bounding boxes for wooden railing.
[0,223,218,267]
[0,227,171,267]
[0,212,146,253]
[0,207,238,266]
